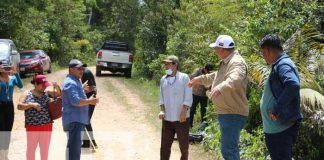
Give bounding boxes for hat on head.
[162,55,179,64]
[209,35,235,48]
[34,75,52,87]
[68,59,87,68]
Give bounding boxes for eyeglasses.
[74,67,85,71]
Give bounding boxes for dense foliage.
[1,0,323,159]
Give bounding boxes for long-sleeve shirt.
[159,71,193,122]
[0,73,23,102]
[62,74,89,126]
[195,50,249,116]
[191,68,209,97]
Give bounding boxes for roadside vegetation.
[1,0,323,159]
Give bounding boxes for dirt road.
[9,67,190,160]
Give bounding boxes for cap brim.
[74,63,87,68]
[209,43,218,48]
[161,60,172,64]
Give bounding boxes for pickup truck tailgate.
[101,50,131,64]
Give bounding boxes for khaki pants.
[160,119,189,160]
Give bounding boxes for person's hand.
[210,88,221,101]
[52,82,59,87]
[179,106,187,123]
[88,96,99,105]
[29,102,41,111]
[11,65,17,74]
[84,85,92,93]
[158,111,165,120]
[188,78,196,88]
[268,109,278,121]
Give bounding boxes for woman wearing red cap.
[17,75,61,160]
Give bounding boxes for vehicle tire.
[96,66,101,76]
[20,73,25,78]
[125,68,132,78]
[47,64,52,73]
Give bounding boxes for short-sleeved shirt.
[24,90,51,126]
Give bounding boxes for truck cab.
[96,41,133,78]
[0,39,20,68]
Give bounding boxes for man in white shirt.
[159,55,193,160]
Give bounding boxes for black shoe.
[81,141,90,148]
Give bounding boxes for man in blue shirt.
[260,35,302,160]
[62,59,99,160]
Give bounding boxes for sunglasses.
[74,67,85,71]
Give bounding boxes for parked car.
[96,41,133,78]
[0,39,20,68]
[19,50,52,76]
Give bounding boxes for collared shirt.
[195,50,249,116]
[159,71,193,122]
[62,74,89,126]
[260,78,295,133]
[0,73,23,102]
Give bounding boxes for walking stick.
[84,128,97,152]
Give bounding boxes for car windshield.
[0,43,10,59]
[102,43,129,51]
[20,51,39,60]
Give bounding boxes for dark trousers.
[160,119,189,160]
[83,105,96,144]
[189,95,207,127]
[64,122,86,160]
[0,101,14,149]
[265,122,300,160]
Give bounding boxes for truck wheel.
[125,69,131,78]
[96,67,101,76]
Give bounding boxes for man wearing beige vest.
[189,35,248,160]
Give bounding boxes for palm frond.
[249,58,269,88]
[300,88,324,136]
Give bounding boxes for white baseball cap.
[209,35,235,48]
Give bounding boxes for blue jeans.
[218,114,247,160]
[64,122,86,160]
[265,122,300,160]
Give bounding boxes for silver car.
[0,39,20,68]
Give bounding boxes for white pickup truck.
[96,41,133,78]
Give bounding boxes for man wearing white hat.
[189,35,248,160]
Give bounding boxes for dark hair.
[260,34,283,51]
[204,63,213,71]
